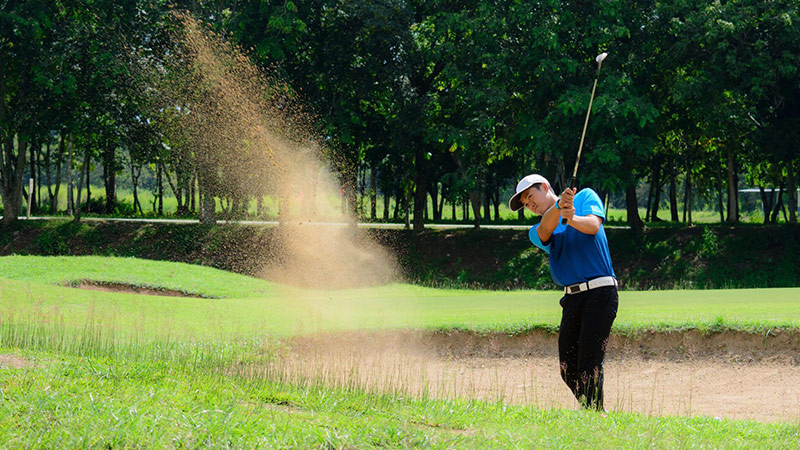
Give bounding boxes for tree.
[0,1,69,223]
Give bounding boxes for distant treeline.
[1,0,799,232]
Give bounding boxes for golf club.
[562,51,608,225]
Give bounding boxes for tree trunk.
[492,186,500,221]
[438,188,445,222]
[412,146,426,231]
[198,171,215,225]
[29,140,37,213]
[483,188,491,222]
[131,163,142,215]
[84,153,91,214]
[67,133,74,216]
[163,168,187,216]
[201,191,215,224]
[430,181,440,222]
[393,190,400,221]
[684,162,693,226]
[190,172,197,214]
[716,161,725,223]
[383,191,390,221]
[646,154,662,222]
[770,185,784,223]
[726,146,739,223]
[404,184,411,230]
[156,160,163,216]
[759,186,773,224]
[103,145,116,214]
[74,148,89,221]
[1,134,28,224]
[231,195,240,219]
[51,136,64,213]
[469,190,482,229]
[788,161,797,224]
[651,171,662,221]
[625,184,644,234]
[37,143,43,210]
[44,141,53,211]
[644,178,654,223]
[669,155,679,222]
[347,180,357,222]
[369,163,377,220]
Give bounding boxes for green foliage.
[700,226,720,258]
[32,221,87,255]
[2,0,800,232]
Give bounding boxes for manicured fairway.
[1,256,799,343]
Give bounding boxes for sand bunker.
[0,354,34,369]
[266,330,800,423]
[71,281,207,298]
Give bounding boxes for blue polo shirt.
[528,188,615,287]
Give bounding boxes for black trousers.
[558,285,618,411]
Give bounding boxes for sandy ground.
[277,332,800,424]
[73,281,206,298]
[0,354,33,369]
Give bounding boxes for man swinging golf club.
[508,52,617,412]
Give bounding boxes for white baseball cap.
[508,174,551,212]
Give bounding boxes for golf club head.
[596,52,608,71]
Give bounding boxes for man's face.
[521,184,552,215]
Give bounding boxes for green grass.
[1,256,799,344]
[0,255,273,298]
[2,256,799,446]
[3,347,798,448]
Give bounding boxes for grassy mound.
[0,255,273,299]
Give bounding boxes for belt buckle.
[567,284,580,294]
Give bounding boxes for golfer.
[509,174,618,411]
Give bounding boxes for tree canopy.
[1,0,798,229]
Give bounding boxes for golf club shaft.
[562,73,600,225]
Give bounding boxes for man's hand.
[558,187,577,224]
[560,203,575,223]
[559,188,576,208]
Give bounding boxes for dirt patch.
[70,280,208,298]
[0,354,34,369]
[273,330,800,423]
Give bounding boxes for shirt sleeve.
[577,189,605,222]
[529,224,550,254]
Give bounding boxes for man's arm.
[536,202,561,244]
[565,214,602,235]
[559,188,603,235]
